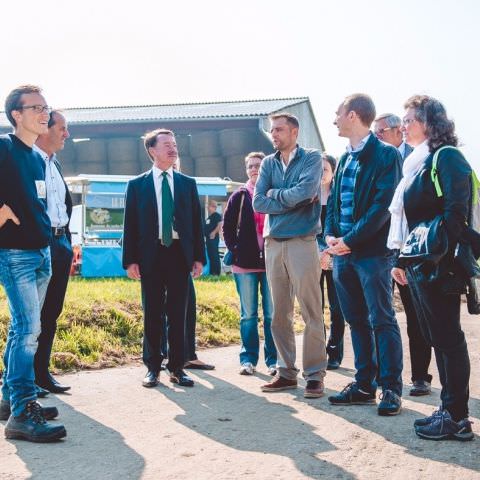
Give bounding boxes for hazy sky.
[1,0,478,166]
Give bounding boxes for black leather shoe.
[36,377,71,394]
[142,371,160,388]
[169,370,194,387]
[0,399,58,421]
[4,401,66,442]
[35,385,50,398]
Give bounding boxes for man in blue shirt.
[34,110,73,394]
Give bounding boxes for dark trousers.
[34,234,73,382]
[406,267,470,420]
[333,253,403,395]
[159,275,197,362]
[395,282,432,383]
[141,241,189,372]
[205,237,221,275]
[320,270,344,363]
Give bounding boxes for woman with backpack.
[391,95,473,441]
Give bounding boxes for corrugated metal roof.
[0,97,308,127]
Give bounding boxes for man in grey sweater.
[253,113,327,398]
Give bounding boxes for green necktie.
[161,171,174,247]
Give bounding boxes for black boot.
[0,399,58,421]
[4,401,66,442]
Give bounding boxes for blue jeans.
[0,248,52,416]
[333,253,403,395]
[234,272,277,367]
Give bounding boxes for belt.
[52,227,66,237]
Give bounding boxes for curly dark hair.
[404,95,457,151]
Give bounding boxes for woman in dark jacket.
[222,152,277,376]
[391,95,473,441]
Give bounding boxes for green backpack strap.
[430,146,460,197]
[472,170,480,205]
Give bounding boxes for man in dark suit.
[33,110,73,394]
[122,128,205,388]
[374,113,413,162]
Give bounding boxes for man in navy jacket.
[0,85,66,442]
[122,128,205,388]
[326,94,403,416]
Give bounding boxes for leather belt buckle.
[52,227,66,237]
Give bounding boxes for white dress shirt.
[34,145,69,228]
[152,165,179,240]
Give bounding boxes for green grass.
[0,275,309,373]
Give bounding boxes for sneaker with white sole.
[239,363,255,375]
[415,409,474,441]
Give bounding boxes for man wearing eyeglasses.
[0,85,66,442]
[374,113,413,163]
[33,110,73,395]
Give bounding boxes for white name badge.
[206,219,210,224]
[35,180,47,199]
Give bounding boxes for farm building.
[0,97,324,182]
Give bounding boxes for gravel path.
[1,306,479,479]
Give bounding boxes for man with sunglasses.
[0,85,66,442]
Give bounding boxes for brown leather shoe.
[261,376,297,392]
[304,380,324,398]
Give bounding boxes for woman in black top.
[391,95,473,441]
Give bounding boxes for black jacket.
[122,169,206,274]
[223,187,265,269]
[53,158,73,243]
[325,134,402,257]
[0,134,51,249]
[400,146,471,267]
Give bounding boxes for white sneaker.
[267,366,277,376]
[239,363,255,375]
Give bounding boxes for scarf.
[387,140,430,249]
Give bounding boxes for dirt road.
[1,306,479,479]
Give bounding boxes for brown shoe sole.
[261,384,297,392]
[304,390,324,398]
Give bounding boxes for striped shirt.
[339,134,370,235]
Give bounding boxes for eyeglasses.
[247,164,261,170]
[18,105,52,114]
[402,118,416,126]
[374,127,393,135]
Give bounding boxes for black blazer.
[122,169,206,274]
[54,158,73,243]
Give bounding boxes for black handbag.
[399,215,448,264]
[223,192,245,267]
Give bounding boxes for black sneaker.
[4,401,66,442]
[415,410,474,441]
[409,380,431,397]
[414,407,444,428]
[378,389,401,416]
[0,399,58,421]
[328,382,376,405]
[327,360,340,370]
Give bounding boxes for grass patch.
[0,275,309,373]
